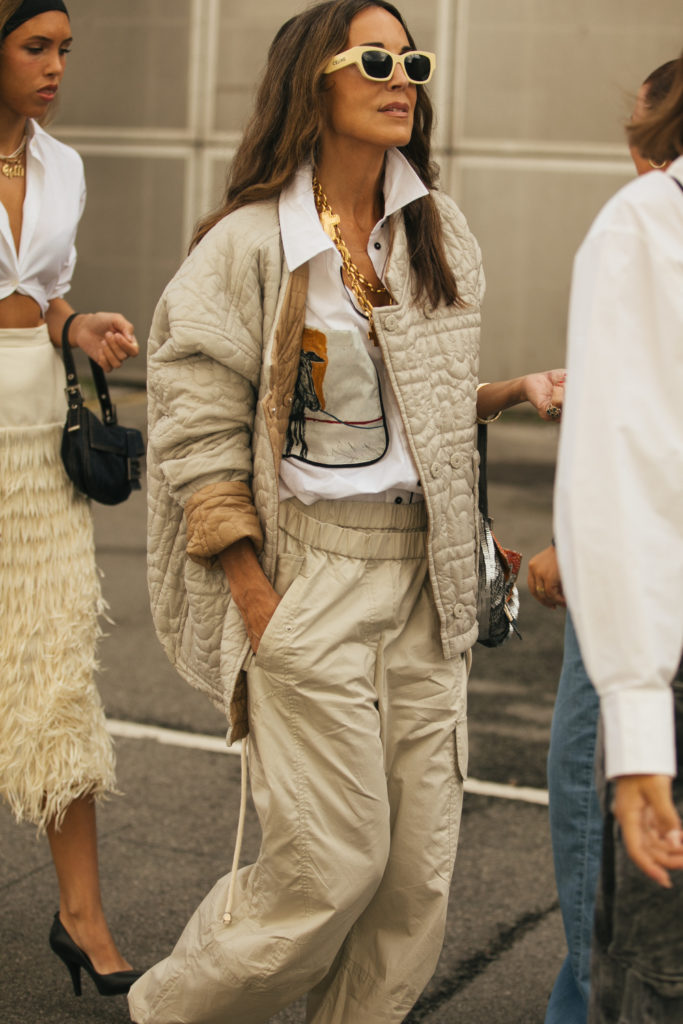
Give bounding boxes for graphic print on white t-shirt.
[283,327,389,467]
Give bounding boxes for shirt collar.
[279,148,429,272]
[25,119,47,166]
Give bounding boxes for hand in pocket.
[219,538,282,654]
[245,585,281,654]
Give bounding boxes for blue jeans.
[545,614,602,1024]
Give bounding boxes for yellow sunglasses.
[324,46,436,84]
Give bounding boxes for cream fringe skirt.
[0,326,116,833]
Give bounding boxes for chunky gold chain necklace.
[0,133,27,179]
[312,173,393,344]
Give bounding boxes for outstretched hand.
[71,312,139,372]
[524,370,566,421]
[614,775,683,887]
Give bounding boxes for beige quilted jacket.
[147,191,484,743]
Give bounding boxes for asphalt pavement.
[1,394,569,1024]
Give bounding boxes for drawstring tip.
[221,737,249,928]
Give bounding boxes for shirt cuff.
[185,481,264,568]
[601,685,676,778]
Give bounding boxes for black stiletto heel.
[66,962,81,995]
[49,912,142,997]
[66,959,82,996]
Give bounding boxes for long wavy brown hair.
[629,49,683,163]
[191,0,461,309]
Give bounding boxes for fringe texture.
[0,424,117,834]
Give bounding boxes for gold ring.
[536,585,545,595]
[546,405,561,419]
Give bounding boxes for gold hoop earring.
[648,158,668,169]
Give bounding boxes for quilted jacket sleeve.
[146,208,281,561]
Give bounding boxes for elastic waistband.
[279,496,427,560]
[0,323,50,347]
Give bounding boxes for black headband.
[2,0,69,39]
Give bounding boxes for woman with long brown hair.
[0,0,140,999]
[130,3,563,1022]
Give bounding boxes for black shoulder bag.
[60,315,145,505]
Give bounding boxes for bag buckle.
[127,456,142,485]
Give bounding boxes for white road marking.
[107,718,229,754]
[106,719,550,807]
[464,777,549,806]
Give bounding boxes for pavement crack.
[0,860,54,892]
[404,900,560,1022]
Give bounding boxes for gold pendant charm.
[320,208,341,240]
[2,162,24,179]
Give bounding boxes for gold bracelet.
[476,382,502,424]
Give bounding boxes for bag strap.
[477,422,489,519]
[673,176,683,194]
[61,314,118,428]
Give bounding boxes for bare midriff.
[0,292,44,329]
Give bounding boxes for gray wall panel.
[60,0,191,129]
[214,1,275,133]
[460,162,633,379]
[69,156,186,367]
[464,0,681,143]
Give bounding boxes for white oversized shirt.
[0,120,85,316]
[555,156,683,779]
[277,149,428,504]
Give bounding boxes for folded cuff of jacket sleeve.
[601,685,676,779]
[185,481,264,568]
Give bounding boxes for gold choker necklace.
[0,134,27,179]
[312,173,393,344]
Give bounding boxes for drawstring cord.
[223,736,249,925]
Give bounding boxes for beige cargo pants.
[129,498,469,1024]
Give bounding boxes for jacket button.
[453,603,465,618]
[430,462,441,478]
[450,453,462,469]
[384,314,398,331]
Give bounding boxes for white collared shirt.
[278,148,428,504]
[0,120,85,316]
[555,156,683,779]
